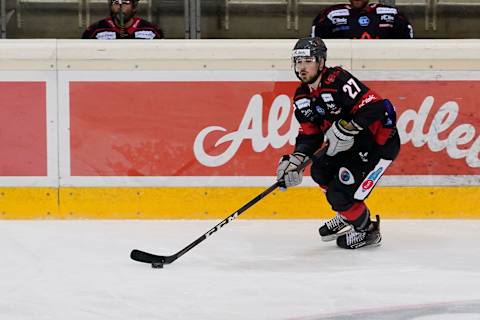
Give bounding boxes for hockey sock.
[339,202,371,231]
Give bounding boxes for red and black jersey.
[311,3,413,39]
[82,16,164,39]
[292,66,396,155]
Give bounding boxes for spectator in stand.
[311,0,413,39]
[82,0,164,39]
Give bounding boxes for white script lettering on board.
[397,96,479,168]
[194,94,299,167]
[194,95,479,168]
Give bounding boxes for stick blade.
[130,249,166,264]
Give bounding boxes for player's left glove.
[325,120,359,156]
[277,152,309,190]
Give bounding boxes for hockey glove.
[277,152,309,190]
[325,120,359,156]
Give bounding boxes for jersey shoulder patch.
[294,97,311,110]
[323,4,349,17]
[134,30,157,39]
[95,31,116,40]
[326,8,350,21]
[376,6,398,15]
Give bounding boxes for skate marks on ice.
[289,300,480,320]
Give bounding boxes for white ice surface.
[1,219,479,320]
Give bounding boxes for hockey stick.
[130,144,327,268]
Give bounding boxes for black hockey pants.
[311,130,401,213]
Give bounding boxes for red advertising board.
[69,81,480,177]
[0,82,47,176]
[373,81,479,175]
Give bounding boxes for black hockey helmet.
[292,37,327,83]
[291,37,327,64]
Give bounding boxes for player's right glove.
[276,152,309,190]
[325,120,359,156]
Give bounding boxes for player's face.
[350,0,369,9]
[111,0,137,25]
[295,57,321,83]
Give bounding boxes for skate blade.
[321,226,352,242]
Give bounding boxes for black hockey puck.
[151,262,164,269]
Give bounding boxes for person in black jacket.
[82,0,164,39]
[311,0,413,39]
[277,37,400,249]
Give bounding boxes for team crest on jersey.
[358,16,370,27]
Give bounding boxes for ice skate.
[318,214,352,242]
[336,215,382,249]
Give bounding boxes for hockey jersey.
[292,66,396,155]
[82,16,164,39]
[311,3,413,39]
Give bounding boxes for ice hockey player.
[82,0,164,39]
[276,37,400,249]
[311,0,413,39]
